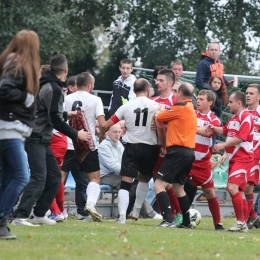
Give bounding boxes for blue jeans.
[0,139,29,217]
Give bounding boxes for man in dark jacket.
[12,54,90,226]
[195,42,232,90]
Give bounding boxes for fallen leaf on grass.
[252,237,260,241]
[118,230,127,238]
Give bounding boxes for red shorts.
[189,160,214,189]
[228,160,253,191]
[248,159,260,186]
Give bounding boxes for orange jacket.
[156,99,197,148]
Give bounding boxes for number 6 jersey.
[110,96,160,145]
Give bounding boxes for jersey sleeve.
[95,97,105,118]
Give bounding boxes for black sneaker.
[178,223,194,229]
[247,216,260,229]
[215,223,226,231]
[157,220,176,228]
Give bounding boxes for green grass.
[1,217,260,260]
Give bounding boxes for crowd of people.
[0,30,260,240]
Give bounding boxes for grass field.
[1,217,260,260]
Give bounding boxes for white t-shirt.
[111,96,160,145]
[65,90,105,148]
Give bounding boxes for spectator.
[99,123,124,190]
[0,30,40,238]
[195,42,233,90]
[108,58,136,116]
[171,59,183,91]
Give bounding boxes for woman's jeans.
[0,139,29,217]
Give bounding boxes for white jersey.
[111,96,160,145]
[65,90,105,149]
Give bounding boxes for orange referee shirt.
[156,99,197,148]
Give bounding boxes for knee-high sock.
[134,182,149,209]
[243,198,248,222]
[166,186,182,217]
[86,182,100,206]
[231,192,244,222]
[246,194,255,219]
[249,207,257,219]
[118,189,129,216]
[207,197,221,225]
[56,181,64,212]
[178,195,190,226]
[156,191,173,223]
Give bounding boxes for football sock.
[177,195,190,226]
[156,191,173,223]
[246,194,255,219]
[230,192,244,222]
[166,186,182,216]
[86,181,100,206]
[184,179,198,207]
[207,197,221,225]
[118,189,130,217]
[243,198,248,222]
[134,182,149,209]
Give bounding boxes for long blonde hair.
[0,30,40,96]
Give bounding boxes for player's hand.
[151,120,157,130]
[159,147,166,157]
[77,129,91,142]
[213,143,225,152]
[206,124,214,135]
[220,152,227,165]
[67,111,77,119]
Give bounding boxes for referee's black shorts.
[120,143,158,178]
[156,145,195,185]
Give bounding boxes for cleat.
[174,213,183,227]
[228,221,248,232]
[77,214,93,221]
[153,213,163,220]
[0,226,17,240]
[11,218,39,227]
[62,209,69,220]
[117,215,126,224]
[157,220,176,228]
[84,204,102,222]
[247,216,260,229]
[178,224,194,229]
[129,208,140,221]
[29,216,56,225]
[215,223,226,231]
[48,213,64,222]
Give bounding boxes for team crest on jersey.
[203,121,209,127]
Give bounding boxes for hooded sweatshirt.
[195,52,227,90]
[108,74,136,116]
[31,71,77,142]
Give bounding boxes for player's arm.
[207,124,224,135]
[99,116,118,136]
[156,105,182,122]
[213,137,243,152]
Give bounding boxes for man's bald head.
[108,123,121,142]
[134,78,151,94]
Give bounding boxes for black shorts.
[79,149,100,173]
[157,146,195,185]
[61,150,77,172]
[120,143,158,178]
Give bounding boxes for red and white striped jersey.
[151,93,176,107]
[194,110,220,160]
[248,106,260,159]
[223,110,254,162]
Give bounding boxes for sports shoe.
[117,215,126,224]
[177,223,194,229]
[247,216,260,229]
[77,214,93,221]
[228,221,248,232]
[62,209,69,220]
[29,216,56,225]
[153,213,163,220]
[11,218,39,227]
[174,213,183,227]
[215,223,226,231]
[84,204,102,222]
[45,210,51,217]
[157,220,176,228]
[48,213,64,222]
[0,226,17,240]
[129,208,140,221]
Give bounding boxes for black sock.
[156,191,173,223]
[184,180,197,207]
[178,195,190,226]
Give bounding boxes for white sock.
[134,182,149,209]
[86,182,100,206]
[118,189,129,216]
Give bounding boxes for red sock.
[166,187,182,217]
[249,207,257,219]
[246,194,255,219]
[50,198,61,214]
[231,192,244,222]
[243,199,248,222]
[207,197,221,225]
[56,181,65,212]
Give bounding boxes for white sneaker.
[11,218,39,227]
[228,221,248,232]
[153,213,163,220]
[84,204,102,222]
[129,208,140,221]
[117,215,126,224]
[77,214,93,221]
[45,210,51,217]
[48,213,64,222]
[62,209,69,220]
[29,216,56,225]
